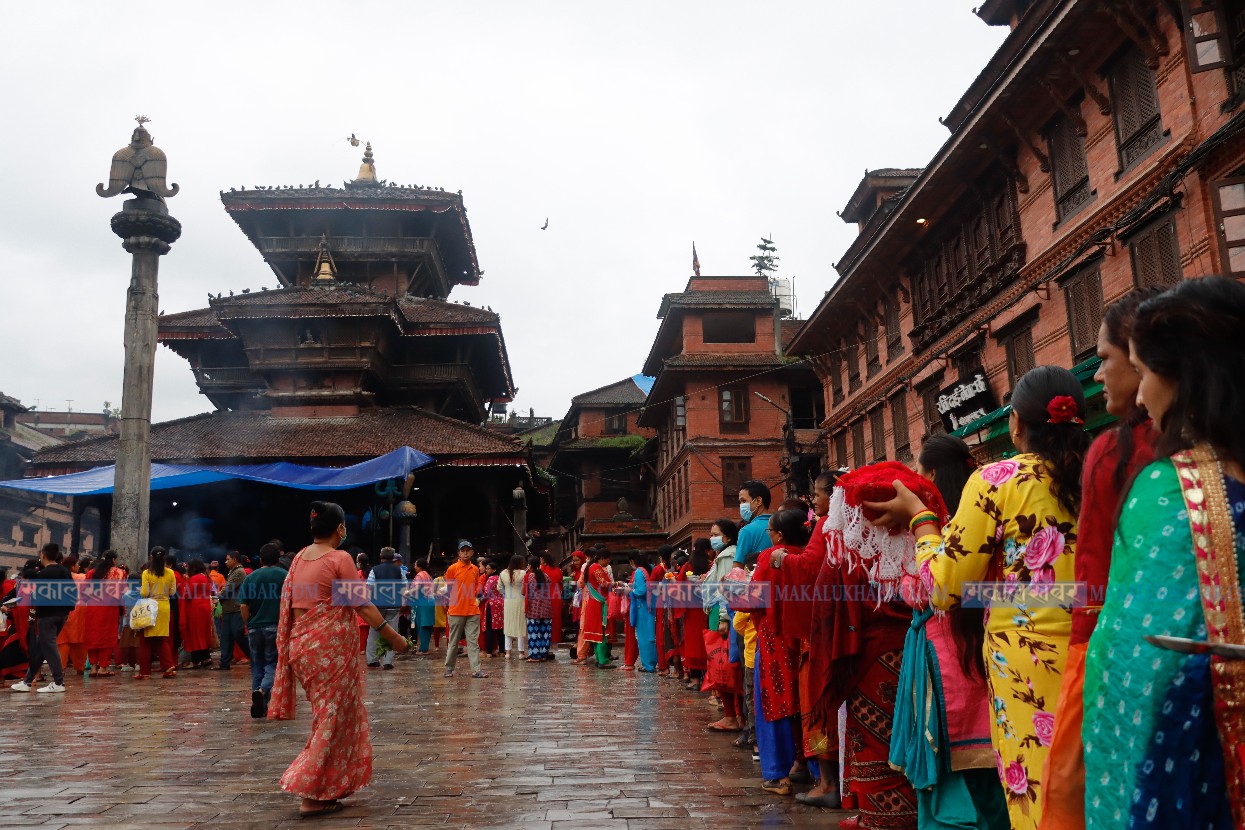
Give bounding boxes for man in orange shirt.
[442,540,485,678]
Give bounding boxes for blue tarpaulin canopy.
[0,446,434,496]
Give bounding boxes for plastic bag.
[700,629,743,695]
[129,598,158,630]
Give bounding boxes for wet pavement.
[0,648,851,829]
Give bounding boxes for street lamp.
[97,116,181,570]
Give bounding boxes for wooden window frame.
[829,353,845,405]
[890,392,912,462]
[884,294,903,359]
[603,411,628,435]
[917,374,946,437]
[719,386,750,433]
[1108,45,1166,175]
[1181,0,1232,72]
[721,456,753,508]
[1127,215,1183,287]
[1211,174,1245,276]
[851,419,867,469]
[1002,323,1037,392]
[869,406,887,463]
[1061,266,1105,362]
[833,431,849,469]
[864,316,881,376]
[846,339,862,392]
[1046,103,1094,225]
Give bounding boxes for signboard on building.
[936,372,998,432]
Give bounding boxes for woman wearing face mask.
[1082,277,1245,830]
[267,501,409,818]
[704,519,743,732]
[1040,287,1162,830]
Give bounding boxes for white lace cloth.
[822,488,918,604]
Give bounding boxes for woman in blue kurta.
[1082,277,1245,830]
[628,552,656,672]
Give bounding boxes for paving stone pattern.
[0,652,851,829]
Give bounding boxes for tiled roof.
[660,353,789,369]
[868,168,923,177]
[515,420,561,448]
[571,378,649,407]
[396,297,499,326]
[211,285,393,311]
[0,392,27,413]
[220,184,465,206]
[658,290,777,318]
[29,407,524,468]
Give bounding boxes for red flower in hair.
[310,510,319,519]
[1046,395,1083,425]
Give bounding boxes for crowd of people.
[2,277,1243,828]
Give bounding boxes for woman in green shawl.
[1082,276,1245,830]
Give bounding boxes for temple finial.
[311,234,338,285]
[353,142,377,184]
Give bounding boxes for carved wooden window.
[851,420,867,469]
[864,316,881,376]
[1130,218,1183,286]
[884,294,903,359]
[933,256,949,304]
[952,234,970,294]
[833,431,849,469]
[913,270,931,325]
[1062,267,1105,362]
[869,406,887,463]
[1109,46,1164,169]
[1004,323,1037,391]
[719,386,749,432]
[920,379,945,436]
[1182,0,1232,71]
[721,457,753,508]
[829,353,845,405]
[890,392,912,462]
[1047,105,1092,222]
[846,339,862,392]
[972,212,993,266]
[1211,175,1245,275]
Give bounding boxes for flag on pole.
[692,243,701,277]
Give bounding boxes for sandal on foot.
[299,801,341,819]
[760,779,792,796]
[795,790,843,809]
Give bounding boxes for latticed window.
[829,354,845,405]
[921,381,945,436]
[851,420,867,469]
[869,406,887,462]
[834,431,848,469]
[1005,325,1036,391]
[864,317,881,376]
[1063,267,1105,361]
[884,295,903,359]
[1110,46,1164,169]
[1129,219,1183,286]
[1211,176,1245,276]
[604,411,628,434]
[1047,106,1092,222]
[890,393,911,462]
[846,340,862,392]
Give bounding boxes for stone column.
[109,199,181,570]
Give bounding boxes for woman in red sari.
[678,540,712,690]
[180,560,216,669]
[82,551,125,677]
[269,501,408,818]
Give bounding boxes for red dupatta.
[1173,445,1245,827]
[752,544,803,722]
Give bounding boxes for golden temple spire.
[353,142,377,184]
[311,235,338,285]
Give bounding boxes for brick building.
[638,275,824,550]
[0,393,98,569]
[17,409,120,441]
[549,376,665,556]
[790,0,1245,465]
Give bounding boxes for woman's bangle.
[908,510,938,532]
[372,622,388,631]
[911,518,941,536]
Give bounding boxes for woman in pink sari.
[268,501,408,818]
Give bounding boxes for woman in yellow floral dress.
[867,365,1089,830]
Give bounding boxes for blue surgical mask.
[709,535,725,552]
[739,503,753,523]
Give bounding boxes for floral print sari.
[915,453,1077,830]
[268,552,372,802]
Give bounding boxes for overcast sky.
[0,2,1006,425]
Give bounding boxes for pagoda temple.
[29,145,548,562]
